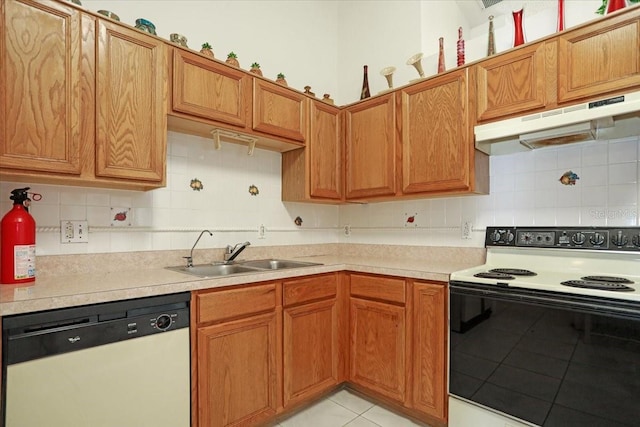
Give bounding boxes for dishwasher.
[1,292,191,427]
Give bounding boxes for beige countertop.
[0,244,486,316]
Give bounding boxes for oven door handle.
[449,280,640,321]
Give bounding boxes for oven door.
[449,281,640,427]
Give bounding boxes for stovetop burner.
[561,280,634,291]
[474,272,515,280]
[581,275,634,284]
[490,268,537,276]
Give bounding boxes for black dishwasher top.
[2,292,190,365]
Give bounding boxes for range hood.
[475,91,640,155]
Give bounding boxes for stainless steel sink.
[167,263,261,278]
[239,259,322,270]
[166,259,322,278]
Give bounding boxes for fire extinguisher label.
[14,245,36,280]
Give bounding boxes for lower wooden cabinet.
[191,273,447,427]
[349,274,407,403]
[192,282,280,427]
[196,312,278,427]
[410,280,447,421]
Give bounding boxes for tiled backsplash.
[1,132,638,255]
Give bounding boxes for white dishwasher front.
[2,292,191,427]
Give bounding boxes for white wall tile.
[609,138,639,164]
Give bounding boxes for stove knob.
[490,230,502,243]
[590,232,605,246]
[506,230,515,243]
[633,234,640,247]
[611,232,628,247]
[572,232,586,245]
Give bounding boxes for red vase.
[557,0,565,32]
[606,0,628,14]
[437,37,446,73]
[513,8,525,47]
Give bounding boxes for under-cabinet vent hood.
[475,91,640,155]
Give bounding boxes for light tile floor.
[276,389,431,427]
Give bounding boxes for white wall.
[81,0,340,103]
[3,0,638,256]
[3,136,638,255]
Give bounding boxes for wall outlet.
[61,220,89,243]
[258,224,266,239]
[344,225,351,237]
[461,221,473,239]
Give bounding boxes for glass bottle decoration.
[360,65,371,100]
[512,8,525,47]
[557,0,565,32]
[437,37,446,73]
[606,0,628,14]
[457,27,465,67]
[487,15,496,56]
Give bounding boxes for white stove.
[450,226,640,302]
[448,226,640,427]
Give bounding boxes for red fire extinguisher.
[1,187,37,284]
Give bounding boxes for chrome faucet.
[224,241,251,263]
[184,230,213,267]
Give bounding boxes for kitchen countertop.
[0,245,485,316]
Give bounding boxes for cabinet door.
[197,312,278,427]
[401,69,470,194]
[309,100,342,199]
[283,298,339,407]
[253,79,306,142]
[475,42,548,122]
[0,0,81,174]
[344,93,397,199]
[558,12,640,103]
[172,49,250,128]
[350,297,405,402]
[95,19,166,182]
[411,282,447,421]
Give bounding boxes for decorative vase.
[512,8,525,47]
[437,37,446,73]
[407,53,425,79]
[360,65,371,100]
[487,15,496,56]
[226,52,239,67]
[322,94,334,104]
[606,0,628,14]
[380,66,396,89]
[170,33,188,48]
[249,63,262,76]
[304,86,315,97]
[457,27,465,67]
[276,73,287,86]
[557,0,565,32]
[135,18,157,35]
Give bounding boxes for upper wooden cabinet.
[282,100,343,202]
[170,48,250,129]
[0,1,167,190]
[344,93,397,200]
[475,42,551,122]
[0,0,82,175]
[401,69,473,194]
[95,19,166,182]
[253,79,306,142]
[557,11,640,103]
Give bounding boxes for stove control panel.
[486,227,640,251]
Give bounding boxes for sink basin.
[167,264,261,278]
[166,259,322,278]
[239,259,322,270]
